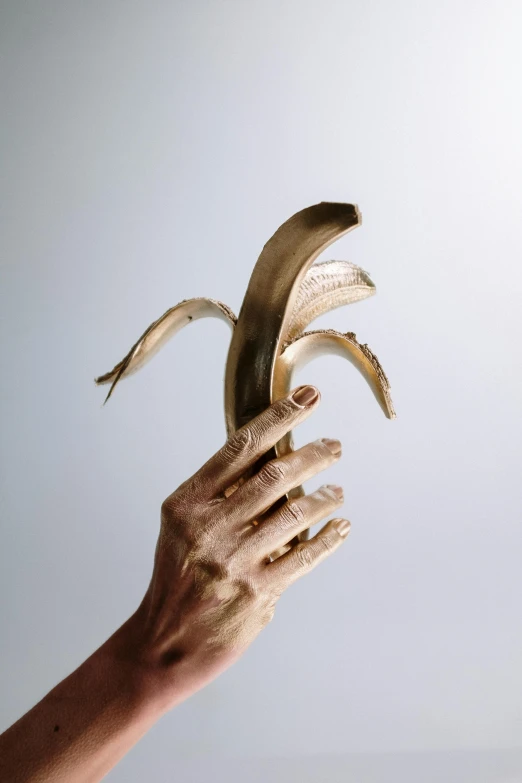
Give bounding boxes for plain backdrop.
[1,1,521,781]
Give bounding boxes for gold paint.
[95,298,236,403]
[96,202,395,558]
[284,259,376,342]
[193,573,273,650]
[276,328,395,420]
[223,202,361,436]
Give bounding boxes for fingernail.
[322,437,342,456]
[326,484,344,501]
[333,518,351,537]
[291,385,319,407]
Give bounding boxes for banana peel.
[96,202,395,556]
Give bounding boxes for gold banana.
[96,202,395,555]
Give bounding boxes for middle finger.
[219,436,342,527]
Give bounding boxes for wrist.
[101,610,202,717]
[0,612,175,783]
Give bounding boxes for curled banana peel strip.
[274,328,395,453]
[95,298,237,401]
[96,202,395,558]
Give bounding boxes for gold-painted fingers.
[267,517,351,586]
[249,483,344,557]
[188,384,321,501]
[219,437,342,527]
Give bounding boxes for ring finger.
[220,436,342,527]
[249,483,344,558]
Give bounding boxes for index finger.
[190,384,320,501]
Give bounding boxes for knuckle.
[162,491,189,519]
[161,495,201,548]
[279,500,305,527]
[311,439,329,461]
[318,533,336,554]
[257,399,295,433]
[272,398,296,420]
[259,459,286,485]
[161,493,181,521]
[295,542,314,570]
[223,427,252,461]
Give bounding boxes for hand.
[126,383,351,711]
[0,383,351,782]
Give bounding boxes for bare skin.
[0,383,350,782]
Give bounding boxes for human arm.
[0,383,350,782]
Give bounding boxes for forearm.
[0,384,347,781]
[0,616,175,783]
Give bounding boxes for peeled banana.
[96,202,395,554]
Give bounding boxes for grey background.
[1,1,521,781]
